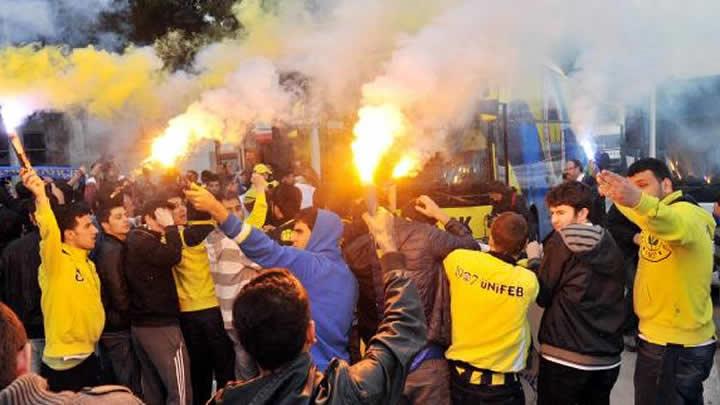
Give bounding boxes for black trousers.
[537,357,620,405]
[450,366,524,405]
[180,307,236,405]
[634,338,716,405]
[40,353,101,392]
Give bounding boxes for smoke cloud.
[2,0,720,171]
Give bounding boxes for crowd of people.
[0,156,717,405]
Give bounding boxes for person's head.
[292,207,318,249]
[272,184,302,222]
[489,212,528,257]
[626,158,674,200]
[232,269,314,372]
[141,199,173,233]
[200,170,213,184]
[205,172,222,197]
[546,181,593,231]
[186,170,199,184]
[54,202,97,250]
[97,203,130,241]
[0,303,30,389]
[221,191,244,219]
[164,190,187,226]
[564,159,583,182]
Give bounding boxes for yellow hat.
[253,164,273,175]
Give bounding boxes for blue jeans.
[634,338,717,405]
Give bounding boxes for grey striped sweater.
[205,229,261,330]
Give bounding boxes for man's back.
[210,255,427,405]
[443,249,538,372]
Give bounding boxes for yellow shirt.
[617,191,716,345]
[36,199,105,370]
[174,220,220,312]
[444,249,539,373]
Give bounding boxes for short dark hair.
[569,159,583,171]
[295,207,318,231]
[232,269,310,371]
[491,212,528,256]
[96,203,124,225]
[546,181,593,212]
[54,202,93,242]
[140,199,171,222]
[205,172,220,183]
[272,184,302,219]
[0,302,27,389]
[627,158,672,182]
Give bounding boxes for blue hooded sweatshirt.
[219,209,358,371]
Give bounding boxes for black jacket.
[537,224,625,362]
[344,218,477,347]
[210,252,427,405]
[606,204,641,259]
[94,233,130,332]
[125,226,183,326]
[0,231,43,338]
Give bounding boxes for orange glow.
[352,105,407,184]
[392,154,419,179]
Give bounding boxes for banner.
[0,165,74,180]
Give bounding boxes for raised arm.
[22,169,63,275]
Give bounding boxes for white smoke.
[0,0,124,47]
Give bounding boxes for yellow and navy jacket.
[616,191,716,345]
[443,249,538,373]
[174,220,220,312]
[36,199,104,370]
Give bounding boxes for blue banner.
[0,165,74,180]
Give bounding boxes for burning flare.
[146,104,224,167]
[352,105,407,184]
[392,154,420,179]
[0,99,34,131]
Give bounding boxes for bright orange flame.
[392,155,419,179]
[149,125,193,167]
[146,105,222,167]
[352,105,406,184]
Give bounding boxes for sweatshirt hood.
[306,209,343,258]
[559,223,619,273]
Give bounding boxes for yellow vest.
[173,221,220,312]
[36,200,104,370]
[617,191,716,345]
[444,249,538,373]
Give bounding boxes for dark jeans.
[180,307,236,405]
[40,353,101,392]
[635,338,716,405]
[537,357,620,405]
[100,330,142,396]
[450,366,524,405]
[402,359,451,405]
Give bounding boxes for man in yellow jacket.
[21,169,104,392]
[598,158,716,405]
[443,212,539,404]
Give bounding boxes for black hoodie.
[537,224,626,365]
[125,226,183,326]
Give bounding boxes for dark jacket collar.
[488,251,517,265]
[215,353,318,405]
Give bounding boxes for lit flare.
[352,105,407,184]
[392,154,420,179]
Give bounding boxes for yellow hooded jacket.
[36,199,105,370]
[617,191,716,345]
